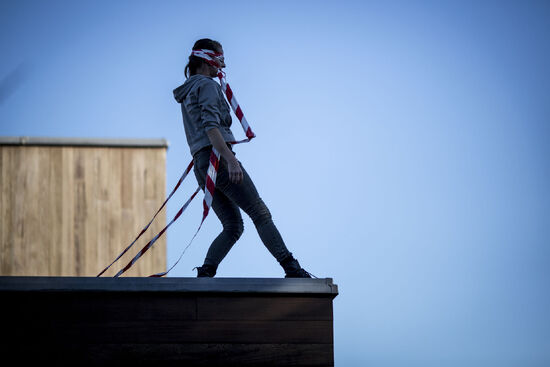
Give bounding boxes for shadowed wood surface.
[1,276,338,366]
[0,144,167,277]
[8,344,334,366]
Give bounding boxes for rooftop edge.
[0,276,339,297]
[0,136,169,148]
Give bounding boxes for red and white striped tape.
[191,49,255,141]
[96,160,195,277]
[115,187,201,277]
[218,70,255,141]
[98,48,254,277]
[149,149,220,278]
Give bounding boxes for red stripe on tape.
[206,176,215,195]
[235,106,244,121]
[225,85,234,102]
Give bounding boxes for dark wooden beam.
[0,276,338,366]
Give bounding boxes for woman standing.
[173,38,312,278]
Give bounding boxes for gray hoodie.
[173,74,236,156]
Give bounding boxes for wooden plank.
[5,343,333,366]
[2,292,197,322]
[17,146,51,275]
[0,147,14,274]
[48,147,63,275]
[144,147,157,200]
[12,146,26,275]
[0,147,4,272]
[36,146,52,274]
[148,148,166,275]
[197,296,333,321]
[141,148,165,276]
[120,147,159,277]
[61,146,75,275]
[45,292,197,321]
[96,147,118,276]
[104,147,135,278]
[106,148,122,276]
[4,292,332,323]
[124,148,146,277]
[73,147,87,276]
[48,319,333,344]
[116,147,166,277]
[120,148,134,211]
[84,147,99,276]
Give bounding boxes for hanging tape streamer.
[98,48,255,277]
[96,160,195,277]
[149,149,220,277]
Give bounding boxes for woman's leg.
[193,151,244,267]
[214,157,292,263]
[193,149,310,277]
[203,190,244,266]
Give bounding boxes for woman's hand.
[227,157,243,184]
[206,128,243,184]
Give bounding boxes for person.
[173,38,312,278]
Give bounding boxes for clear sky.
[1,0,549,365]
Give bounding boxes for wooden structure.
[0,136,168,277]
[0,276,339,366]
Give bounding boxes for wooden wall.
[1,276,338,366]
[0,144,167,277]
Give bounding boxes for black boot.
[194,263,218,277]
[279,254,313,278]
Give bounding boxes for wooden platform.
[0,276,338,366]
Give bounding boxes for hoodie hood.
[173,74,211,103]
[174,74,236,156]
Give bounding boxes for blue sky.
[1,0,549,365]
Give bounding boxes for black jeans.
[192,147,292,267]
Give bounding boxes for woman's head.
[185,38,224,78]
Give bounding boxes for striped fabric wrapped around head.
[191,48,256,141]
[191,49,224,68]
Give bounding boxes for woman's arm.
[206,128,243,184]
